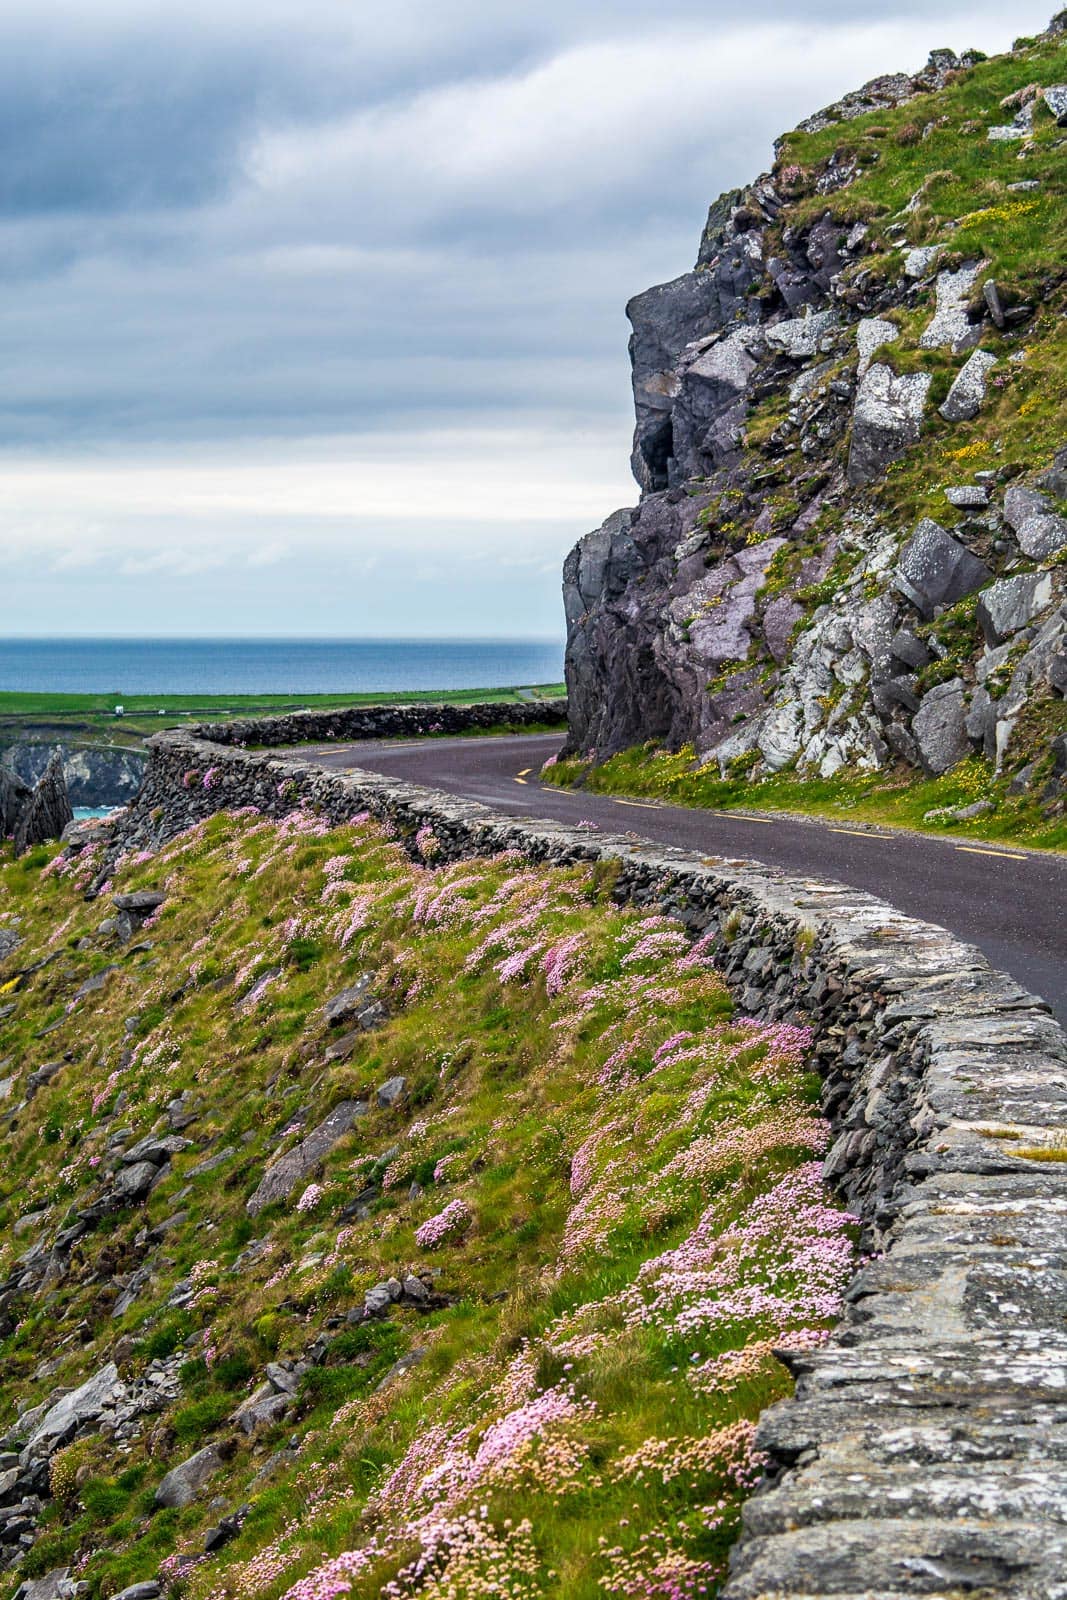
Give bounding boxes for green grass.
[0,806,851,1600]
[0,683,566,751]
[545,743,1067,853]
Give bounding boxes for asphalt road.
[299,731,1067,1022]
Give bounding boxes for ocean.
[0,637,565,696]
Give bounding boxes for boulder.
[764,309,835,359]
[1004,484,1052,532]
[112,1161,160,1205]
[939,349,998,423]
[111,1585,161,1600]
[912,680,971,774]
[13,752,73,857]
[978,572,1054,645]
[1016,514,1067,562]
[376,1076,407,1109]
[22,1363,122,1458]
[232,1387,291,1435]
[12,1571,72,1600]
[944,485,989,509]
[847,364,931,486]
[323,976,386,1031]
[892,520,992,621]
[903,245,941,279]
[155,1445,224,1509]
[1042,84,1067,123]
[246,1099,369,1215]
[122,1133,191,1167]
[920,264,984,352]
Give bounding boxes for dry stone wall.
[185,697,567,748]
[108,724,1067,1597]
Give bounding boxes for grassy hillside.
[0,812,850,1600]
[0,686,566,753]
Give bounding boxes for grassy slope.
[573,31,1067,842]
[0,814,851,1600]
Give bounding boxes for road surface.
[296,731,1067,1022]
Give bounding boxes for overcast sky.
[0,0,1053,639]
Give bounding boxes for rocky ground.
[564,16,1067,819]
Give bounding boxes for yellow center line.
[612,798,662,810]
[514,775,528,785]
[517,767,532,777]
[830,828,889,840]
[956,845,1028,861]
[719,812,775,824]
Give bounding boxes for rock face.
[154,1445,224,1509]
[561,30,1067,793]
[12,753,73,857]
[2,743,145,810]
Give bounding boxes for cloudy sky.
[1,0,1053,639]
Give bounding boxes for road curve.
[296,731,1067,1022]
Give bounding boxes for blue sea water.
[0,638,565,696]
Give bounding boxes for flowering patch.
[414,1198,472,1249]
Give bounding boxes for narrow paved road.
[297,731,1067,1022]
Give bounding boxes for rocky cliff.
[564,17,1067,805]
[1,746,145,812]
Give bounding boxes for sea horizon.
[0,635,565,697]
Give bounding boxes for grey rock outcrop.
[846,365,931,486]
[22,1364,122,1460]
[892,520,992,621]
[2,744,145,810]
[246,1099,368,1215]
[0,767,30,838]
[154,1445,224,1509]
[1016,513,1067,561]
[939,348,998,422]
[911,679,970,774]
[978,572,1055,645]
[12,754,73,857]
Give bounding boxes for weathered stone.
[111,1161,160,1205]
[22,1364,122,1458]
[764,308,834,359]
[939,348,998,423]
[944,484,989,509]
[0,765,31,838]
[154,1445,224,1508]
[892,519,992,621]
[911,679,971,774]
[1016,513,1067,561]
[110,1583,161,1600]
[111,892,165,914]
[376,1076,407,1109]
[322,976,385,1031]
[246,1100,368,1215]
[978,572,1054,645]
[854,317,899,377]
[903,244,941,279]
[1004,483,1052,532]
[920,263,984,351]
[1042,83,1067,123]
[12,1570,71,1600]
[232,1387,291,1435]
[847,363,931,485]
[122,1133,190,1166]
[13,752,73,857]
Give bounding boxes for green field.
[0,683,567,749]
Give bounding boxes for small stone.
[903,245,941,279]
[1004,484,1051,532]
[944,485,990,509]
[376,1076,407,1109]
